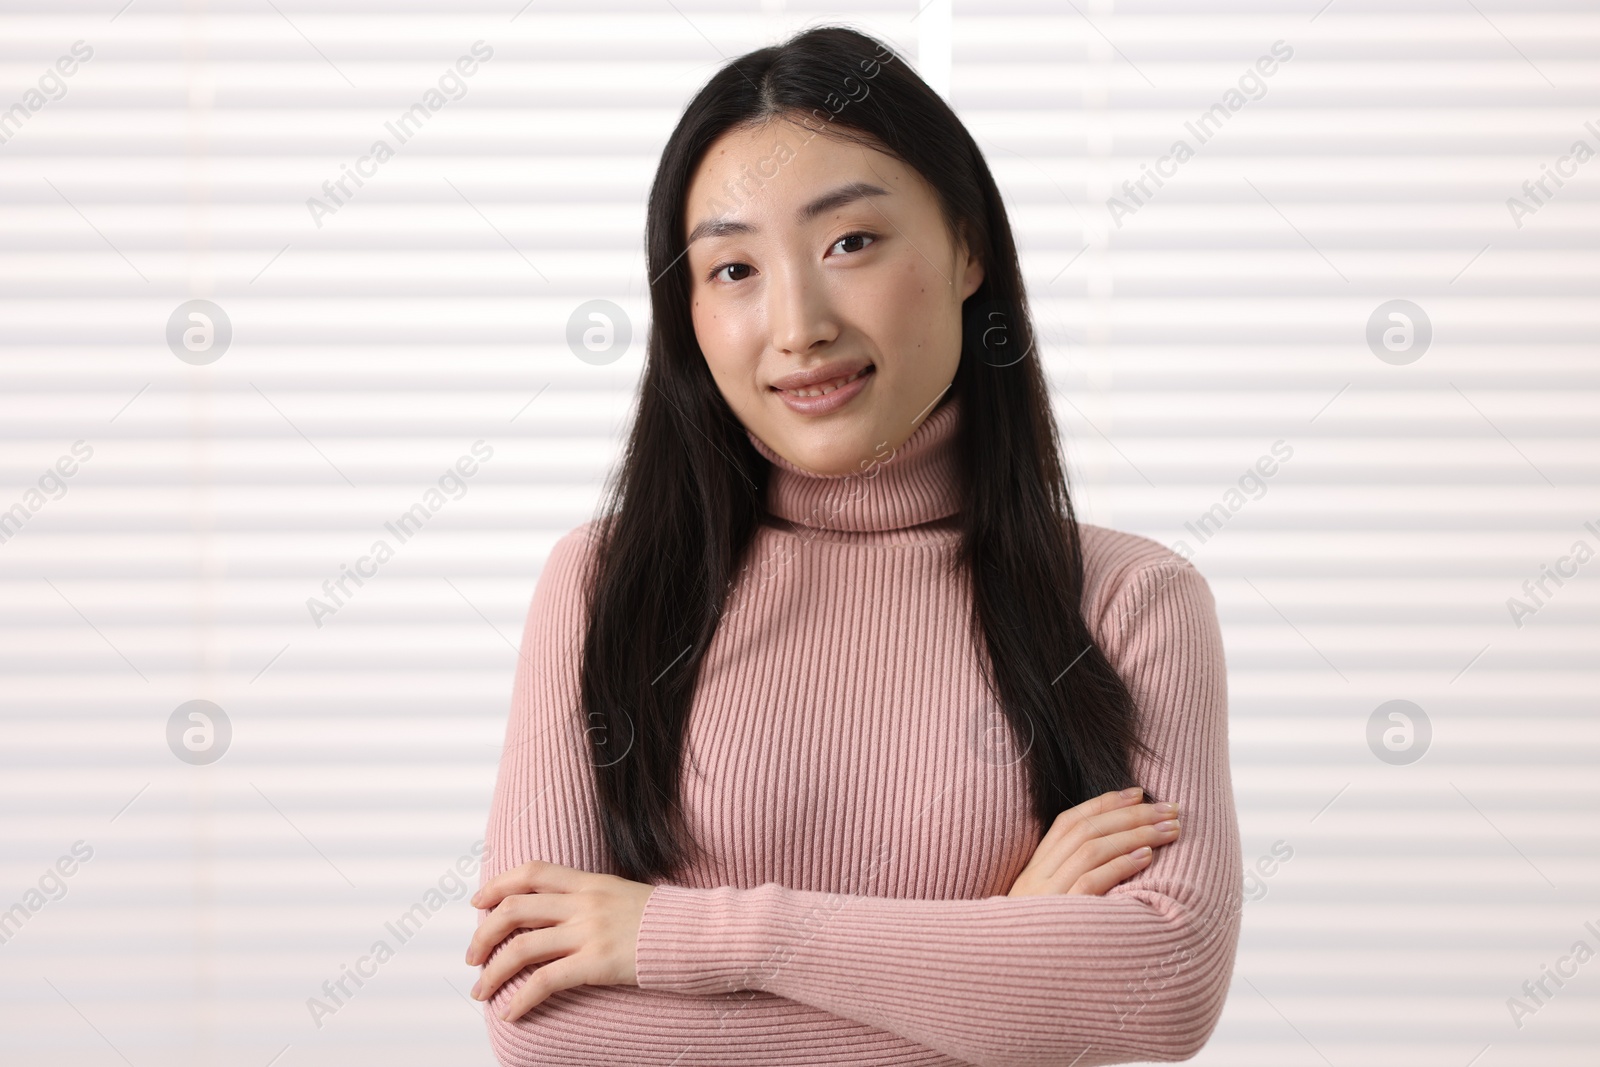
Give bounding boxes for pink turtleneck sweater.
[479,395,1241,1066]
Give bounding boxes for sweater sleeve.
[477,524,978,1066]
[631,550,1243,1067]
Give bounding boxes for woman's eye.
[830,231,876,256]
[709,262,752,283]
[705,233,875,283]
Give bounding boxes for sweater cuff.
[634,882,785,996]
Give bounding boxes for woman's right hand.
[1006,787,1180,897]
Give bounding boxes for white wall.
[1,1,1595,1064]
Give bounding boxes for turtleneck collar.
[744,393,963,534]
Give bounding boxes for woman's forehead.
[683,125,921,241]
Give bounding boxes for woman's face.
[683,116,984,476]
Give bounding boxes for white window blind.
[1,2,1594,1065]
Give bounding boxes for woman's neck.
[744,394,964,535]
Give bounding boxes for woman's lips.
[772,365,874,415]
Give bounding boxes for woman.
[464,24,1240,1066]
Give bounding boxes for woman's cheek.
[692,302,730,358]
[697,312,760,391]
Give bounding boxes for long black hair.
[579,24,1156,883]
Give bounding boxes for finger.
[1075,801,1178,852]
[466,891,574,968]
[496,953,590,1021]
[1054,820,1180,889]
[474,923,583,1005]
[1031,817,1179,894]
[1038,789,1146,853]
[1066,846,1155,896]
[1077,819,1181,870]
[472,859,585,910]
[1033,802,1179,877]
[1019,794,1141,886]
[1082,798,1175,832]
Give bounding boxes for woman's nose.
[767,265,838,355]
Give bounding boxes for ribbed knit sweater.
[479,394,1242,1067]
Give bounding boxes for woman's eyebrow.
[686,181,890,245]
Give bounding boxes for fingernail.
[1132,846,1152,858]
[1156,820,1179,833]
[470,981,482,999]
[1120,786,1142,799]
[1155,802,1178,815]
[470,892,481,906]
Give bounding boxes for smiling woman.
[470,23,1240,1067]
[686,128,982,466]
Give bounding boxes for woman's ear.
[956,224,985,300]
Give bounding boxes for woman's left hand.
[465,860,656,1020]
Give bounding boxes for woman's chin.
[764,421,889,478]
